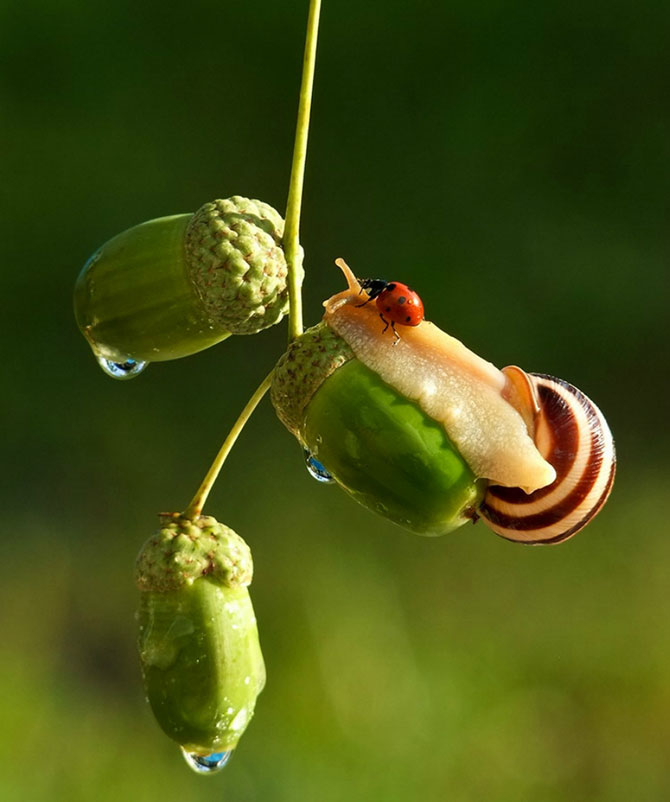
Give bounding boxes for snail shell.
[480,371,616,544]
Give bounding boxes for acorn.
[271,260,614,541]
[75,196,302,373]
[135,513,265,763]
[271,320,486,536]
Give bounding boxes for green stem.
[284,0,322,342]
[182,371,274,520]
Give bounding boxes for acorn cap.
[135,513,253,593]
[184,196,301,335]
[270,321,354,440]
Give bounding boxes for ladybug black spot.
[385,306,391,312]
[405,316,411,322]
[397,296,407,304]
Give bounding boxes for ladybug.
[357,278,425,342]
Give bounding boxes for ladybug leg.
[379,315,402,343]
[355,287,378,308]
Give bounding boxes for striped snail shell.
[479,369,616,544]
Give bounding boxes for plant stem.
[284,0,322,342]
[182,371,274,520]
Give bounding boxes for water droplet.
[303,450,334,483]
[95,354,148,380]
[181,748,233,775]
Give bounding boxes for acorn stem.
[284,0,322,343]
[182,371,274,520]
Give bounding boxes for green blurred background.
[2,0,669,799]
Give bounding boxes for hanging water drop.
[95,353,148,380]
[303,449,334,483]
[180,747,233,774]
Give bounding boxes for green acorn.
[75,196,302,374]
[271,322,485,536]
[135,513,265,767]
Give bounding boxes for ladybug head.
[358,277,391,300]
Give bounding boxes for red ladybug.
[357,278,425,341]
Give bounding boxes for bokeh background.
[2,0,669,799]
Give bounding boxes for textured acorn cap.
[135,513,253,593]
[271,321,354,440]
[184,196,301,335]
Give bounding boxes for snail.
[479,368,616,543]
[271,259,615,542]
[74,196,301,376]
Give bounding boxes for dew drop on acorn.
[303,449,334,483]
[180,748,233,774]
[95,353,148,380]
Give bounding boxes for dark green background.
[2,1,668,799]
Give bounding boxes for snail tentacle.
[480,373,616,544]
